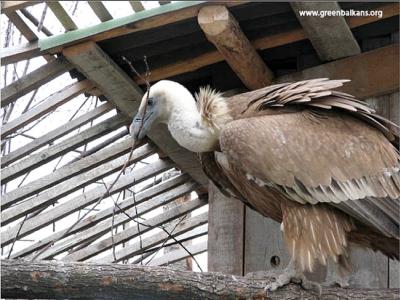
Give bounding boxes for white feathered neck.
[156,81,232,152]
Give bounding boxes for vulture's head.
[129,80,196,141]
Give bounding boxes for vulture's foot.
[264,263,321,295]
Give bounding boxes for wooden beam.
[1,1,42,14]
[87,1,113,22]
[129,1,144,12]
[1,143,155,227]
[134,3,399,84]
[291,2,360,61]
[1,158,173,246]
[1,115,125,184]
[37,181,198,260]
[64,197,206,262]
[148,241,207,266]
[277,44,399,99]
[63,41,208,186]
[1,80,92,138]
[198,5,273,90]
[2,137,136,209]
[1,102,113,167]
[3,259,398,300]
[11,174,190,258]
[1,57,73,108]
[20,8,52,37]
[47,2,78,31]
[5,11,38,42]
[0,41,40,66]
[96,210,208,263]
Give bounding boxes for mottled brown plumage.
[198,78,399,273]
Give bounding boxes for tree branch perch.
[1,259,398,299]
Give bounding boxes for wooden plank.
[20,8,52,37]
[1,143,155,226]
[1,102,113,167]
[87,1,113,22]
[47,2,78,31]
[1,1,42,14]
[134,3,399,84]
[97,210,208,263]
[278,44,399,100]
[11,174,190,258]
[63,41,209,186]
[291,2,360,61]
[148,241,207,266]
[2,136,134,209]
[37,181,198,260]
[1,80,92,138]
[1,115,126,184]
[198,5,273,90]
[64,198,207,262]
[129,1,144,12]
[0,41,40,66]
[1,158,173,246]
[1,57,73,108]
[208,183,244,275]
[5,11,38,42]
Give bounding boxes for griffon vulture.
[130,79,399,290]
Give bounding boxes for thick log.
[198,5,273,90]
[1,57,73,107]
[2,259,398,299]
[291,2,360,61]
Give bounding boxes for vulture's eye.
[147,98,154,106]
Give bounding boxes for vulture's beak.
[129,103,158,140]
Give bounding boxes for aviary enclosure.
[1,1,399,299]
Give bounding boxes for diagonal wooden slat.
[36,181,198,260]
[1,1,43,14]
[1,80,93,138]
[1,158,173,246]
[5,11,38,42]
[1,115,126,184]
[2,137,137,209]
[129,1,144,12]
[1,57,73,108]
[291,2,361,61]
[11,174,190,258]
[0,42,40,66]
[98,211,208,263]
[65,198,207,262]
[1,102,113,168]
[1,143,155,226]
[63,42,208,186]
[87,1,113,22]
[47,2,78,31]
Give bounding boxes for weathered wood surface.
[1,102,113,167]
[2,136,135,208]
[2,259,398,300]
[63,41,208,186]
[47,2,78,31]
[129,1,144,12]
[65,198,207,262]
[208,183,244,276]
[291,2,360,61]
[36,181,198,260]
[198,5,273,90]
[1,80,92,138]
[0,41,40,66]
[88,1,113,22]
[135,3,398,84]
[11,174,190,258]
[278,44,399,100]
[1,1,42,14]
[1,57,73,107]
[1,158,172,246]
[5,11,38,42]
[1,115,125,184]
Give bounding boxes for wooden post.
[198,5,274,90]
[207,183,244,275]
